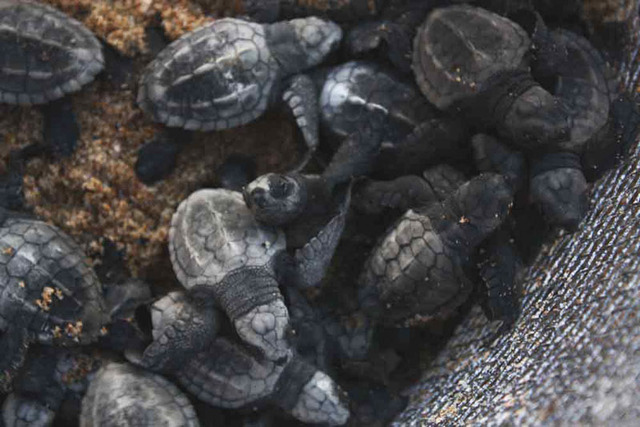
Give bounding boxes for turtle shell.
[80,363,200,427]
[412,4,530,110]
[169,189,286,293]
[320,61,437,147]
[551,29,610,151]
[0,218,108,345]
[138,18,280,132]
[0,0,104,105]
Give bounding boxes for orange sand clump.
[43,0,215,55]
[0,1,298,281]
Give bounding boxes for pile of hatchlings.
[0,0,637,425]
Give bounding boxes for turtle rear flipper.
[287,183,351,289]
[282,74,319,171]
[41,98,79,159]
[0,326,30,393]
[127,291,219,373]
[134,130,185,185]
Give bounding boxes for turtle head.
[243,173,307,226]
[289,17,343,68]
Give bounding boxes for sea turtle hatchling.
[136,16,343,183]
[357,173,513,326]
[128,290,350,426]
[0,0,104,157]
[170,186,352,362]
[80,362,200,427]
[412,4,571,150]
[0,214,109,391]
[318,61,469,179]
[526,28,612,230]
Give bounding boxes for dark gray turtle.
[517,28,611,230]
[412,4,571,150]
[177,336,349,426]
[0,0,104,157]
[129,290,350,425]
[358,173,513,326]
[352,164,466,215]
[318,61,469,179]
[136,16,342,183]
[169,188,290,362]
[80,362,200,427]
[0,215,109,391]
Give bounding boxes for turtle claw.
[234,300,292,364]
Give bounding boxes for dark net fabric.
[395,4,640,425]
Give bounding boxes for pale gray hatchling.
[169,188,349,362]
[136,16,343,180]
[128,291,350,426]
[80,362,200,427]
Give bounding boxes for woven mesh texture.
[395,6,640,426]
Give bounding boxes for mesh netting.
[395,5,640,426]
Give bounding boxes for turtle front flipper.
[472,133,526,191]
[375,117,469,178]
[278,360,350,426]
[530,151,588,231]
[2,393,55,426]
[322,124,383,188]
[477,228,524,331]
[134,129,187,185]
[127,291,220,373]
[0,326,30,393]
[282,74,320,171]
[287,183,352,288]
[41,98,79,159]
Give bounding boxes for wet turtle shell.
[169,189,286,294]
[412,4,530,110]
[138,17,341,131]
[319,61,437,148]
[0,217,108,345]
[0,0,104,105]
[80,362,200,427]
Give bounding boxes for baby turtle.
[178,335,349,426]
[129,290,350,425]
[527,28,611,229]
[136,17,343,183]
[358,173,513,326]
[169,189,290,362]
[80,362,200,427]
[0,214,108,389]
[412,4,570,150]
[318,61,468,178]
[0,0,104,157]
